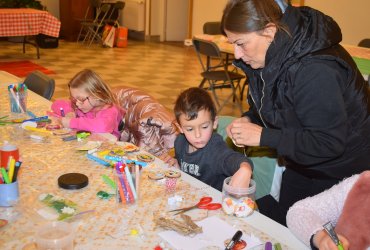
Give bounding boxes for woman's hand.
[226,117,262,147]
[229,162,252,188]
[313,230,349,250]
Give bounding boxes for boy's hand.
[159,153,179,168]
[229,162,252,188]
[313,230,349,250]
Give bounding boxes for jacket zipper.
[233,62,267,127]
[249,72,267,128]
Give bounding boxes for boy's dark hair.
[174,87,216,123]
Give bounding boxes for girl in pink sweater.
[51,69,124,139]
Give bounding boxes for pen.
[60,108,65,117]
[323,221,344,250]
[225,230,243,250]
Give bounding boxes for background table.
[0,8,61,59]
[195,34,370,79]
[0,71,307,250]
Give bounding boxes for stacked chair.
[78,3,111,46]
[76,0,102,42]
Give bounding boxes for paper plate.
[76,141,102,151]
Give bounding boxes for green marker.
[102,174,116,190]
[1,168,10,184]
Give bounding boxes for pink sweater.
[286,174,359,246]
[51,100,124,139]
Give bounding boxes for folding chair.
[82,3,111,46]
[104,1,125,26]
[192,38,245,114]
[76,0,102,42]
[23,70,55,100]
[203,22,222,35]
[203,22,236,75]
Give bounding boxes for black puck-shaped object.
[58,173,88,190]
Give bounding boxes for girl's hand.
[159,153,179,168]
[313,230,349,250]
[229,162,252,188]
[61,117,71,128]
[226,117,262,147]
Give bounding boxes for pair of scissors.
[170,196,222,215]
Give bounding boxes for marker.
[225,230,242,250]
[13,161,22,182]
[8,157,15,182]
[60,108,65,117]
[124,166,137,200]
[0,168,10,184]
[86,154,111,167]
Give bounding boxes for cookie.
[165,170,181,178]
[136,153,155,163]
[148,171,165,180]
[123,144,139,153]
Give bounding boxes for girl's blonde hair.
[68,69,117,108]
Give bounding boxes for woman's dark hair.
[221,0,286,35]
[174,87,216,123]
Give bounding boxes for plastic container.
[35,221,74,250]
[221,177,256,217]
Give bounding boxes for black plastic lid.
[58,173,88,190]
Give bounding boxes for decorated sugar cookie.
[137,153,155,163]
[165,170,181,178]
[123,143,139,153]
[148,171,165,180]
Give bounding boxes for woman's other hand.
[226,117,262,147]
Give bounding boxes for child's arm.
[229,162,252,188]
[159,153,179,168]
[68,106,120,133]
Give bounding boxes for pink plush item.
[115,87,179,157]
[336,171,370,250]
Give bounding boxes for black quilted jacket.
[234,5,370,179]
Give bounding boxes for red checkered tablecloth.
[0,8,60,37]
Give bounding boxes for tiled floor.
[0,39,248,116]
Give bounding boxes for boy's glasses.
[70,96,90,104]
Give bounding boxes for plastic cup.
[114,167,138,204]
[35,221,74,250]
[0,181,19,207]
[222,177,256,217]
[9,91,27,113]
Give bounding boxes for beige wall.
[306,0,370,45]
[192,0,226,36]
[191,0,369,46]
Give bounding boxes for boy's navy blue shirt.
[175,133,253,191]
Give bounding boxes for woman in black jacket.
[223,0,370,225]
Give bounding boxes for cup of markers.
[8,83,28,113]
[0,156,22,206]
[113,161,140,205]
